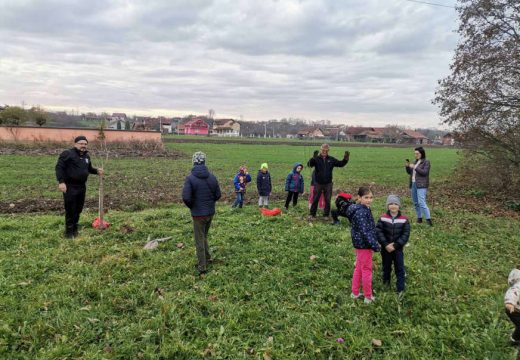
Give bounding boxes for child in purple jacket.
[232,166,251,209]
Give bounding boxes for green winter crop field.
[1,142,519,359]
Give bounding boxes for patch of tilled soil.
[0,143,186,158]
[0,181,517,219]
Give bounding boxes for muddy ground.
[1,183,517,220]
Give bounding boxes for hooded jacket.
[505,268,520,311]
[182,165,222,216]
[55,148,98,185]
[285,163,304,193]
[256,169,272,196]
[233,170,252,192]
[346,204,380,251]
[376,211,411,250]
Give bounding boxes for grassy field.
[1,142,519,358]
[0,143,459,207]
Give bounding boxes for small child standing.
[256,163,272,208]
[232,166,251,209]
[505,265,520,345]
[376,195,410,294]
[346,187,381,304]
[284,163,304,211]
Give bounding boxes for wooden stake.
[98,175,105,230]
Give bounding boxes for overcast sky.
[0,0,458,127]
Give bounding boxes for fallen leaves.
[372,338,382,347]
[154,287,165,300]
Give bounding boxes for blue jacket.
[285,163,304,193]
[182,165,221,216]
[346,204,380,251]
[233,172,252,192]
[256,170,272,196]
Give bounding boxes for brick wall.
[0,126,161,143]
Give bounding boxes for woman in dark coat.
[405,146,432,226]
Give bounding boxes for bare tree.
[434,0,520,194]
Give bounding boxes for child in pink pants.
[346,187,381,304]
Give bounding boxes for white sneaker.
[350,293,361,299]
[364,296,375,304]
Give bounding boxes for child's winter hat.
[260,163,268,170]
[508,265,520,286]
[192,151,206,165]
[386,194,401,207]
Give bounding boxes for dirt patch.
[1,182,518,219]
[0,141,186,158]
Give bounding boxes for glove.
[313,150,319,158]
[343,151,350,161]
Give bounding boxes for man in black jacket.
[307,143,349,219]
[182,151,222,275]
[55,136,104,239]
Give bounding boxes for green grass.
[0,142,518,358]
[0,204,518,359]
[0,143,459,204]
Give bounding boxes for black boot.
[73,224,79,237]
[417,218,423,224]
[426,219,433,226]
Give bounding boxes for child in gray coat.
[505,265,520,345]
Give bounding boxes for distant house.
[297,127,325,139]
[183,118,209,135]
[111,113,127,121]
[132,116,155,131]
[322,127,347,141]
[400,130,428,145]
[345,127,384,142]
[442,133,455,146]
[160,118,173,134]
[212,119,240,137]
[107,119,122,130]
[82,112,101,122]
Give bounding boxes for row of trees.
[0,106,50,127]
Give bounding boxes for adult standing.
[182,152,222,275]
[405,146,432,226]
[307,143,350,219]
[55,135,104,239]
[307,150,326,211]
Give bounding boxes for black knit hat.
[74,135,88,143]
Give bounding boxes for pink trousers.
[351,249,373,299]
[308,185,325,209]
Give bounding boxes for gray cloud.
[0,0,458,127]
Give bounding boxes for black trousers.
[63,184,86,235]
[193,216,213,272]
[331,208,348,222]
[506,309,520,341]
[285,191,299,208]
[381,248,406,292]
[310,183,333,216]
